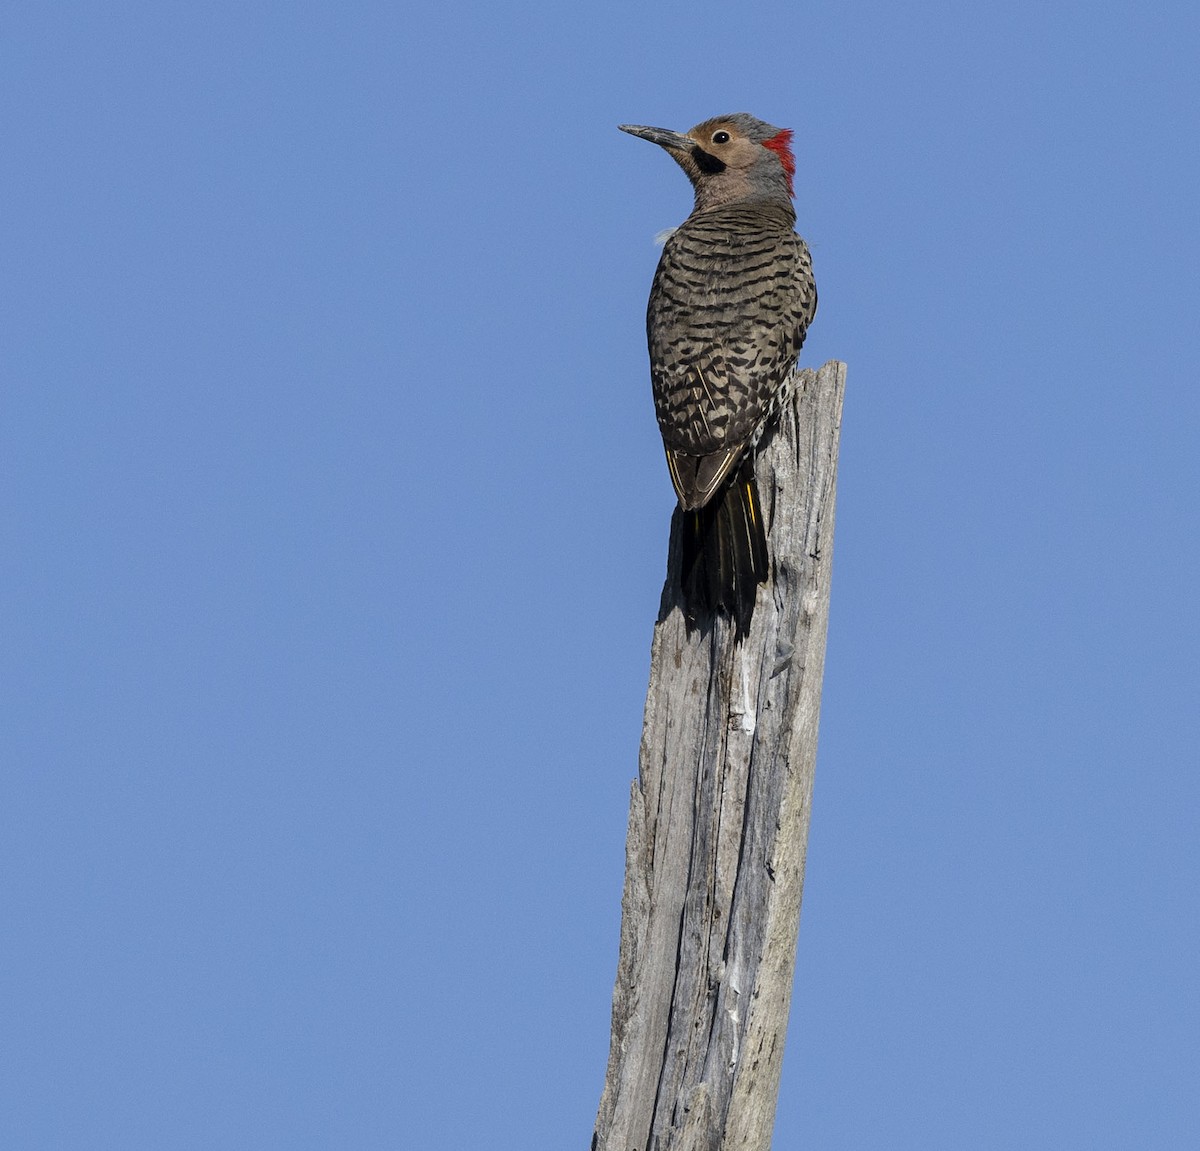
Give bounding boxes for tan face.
[685,120,764,170]
[618,116,793,209]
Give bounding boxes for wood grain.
[594,360,846,1151]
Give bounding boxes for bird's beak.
[619,124,696,153]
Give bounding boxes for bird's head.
[619,114,795,211]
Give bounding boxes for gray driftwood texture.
[593,360,846,1151]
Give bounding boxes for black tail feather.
[679,459,768,635]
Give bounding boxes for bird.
[619,114,816,635]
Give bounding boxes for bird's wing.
[648,222,814,507]
[664,443,741,511]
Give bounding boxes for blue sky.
[3,2,1198,1147]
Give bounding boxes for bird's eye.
[711,130,731,145]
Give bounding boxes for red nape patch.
[761,129,796,196]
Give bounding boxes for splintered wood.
[594,361,845,1151]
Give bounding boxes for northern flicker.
[620,114,817,633]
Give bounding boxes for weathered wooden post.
[593,360,845,1151]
